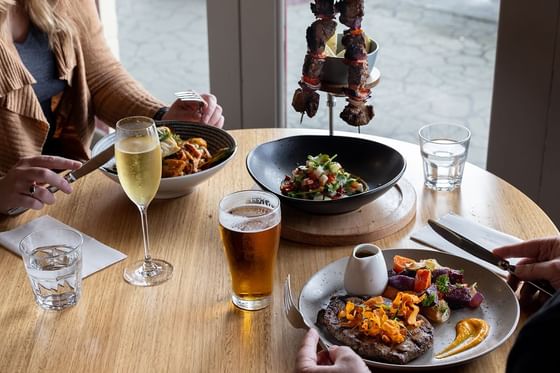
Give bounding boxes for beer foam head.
[220,204,280,233]
[219,190,281,232]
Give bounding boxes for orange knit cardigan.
[0,0,165,174]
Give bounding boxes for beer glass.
[218,190,281,310]
[115,116,173,286]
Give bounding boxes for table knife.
[427,219,556,297]
[7,144,115,216]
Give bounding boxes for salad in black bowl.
[246,135,406,215]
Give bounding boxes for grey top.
[15,25,66,139]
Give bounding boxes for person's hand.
[296,328,369,373]
[493,237,560,307]
[163,92,224,128]
[0,156,82,214]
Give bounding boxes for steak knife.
[427,219,556,297]
[7,144,115,216]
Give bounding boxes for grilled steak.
[316,295,434,365]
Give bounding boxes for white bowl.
[91,121,237,199]
[321,34,379,86]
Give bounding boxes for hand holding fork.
[283,274,328,351]
[168,91,224,128]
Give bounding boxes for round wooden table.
[0,128,557,372]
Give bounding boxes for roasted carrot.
[414,268,432,292]
[393,255,416,273]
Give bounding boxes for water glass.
[218,190,281,311]
[19,229,83,310]
[419,122,471,191]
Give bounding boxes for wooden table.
[0,128,557,372]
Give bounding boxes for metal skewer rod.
[327,93,335,136]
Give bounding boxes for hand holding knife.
[427,219,556,297]
[6,144,115,216]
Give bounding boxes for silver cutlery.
[7,145,115,216]
[174,90,205,103]
[283,274,328,351]
[428,219,556,297]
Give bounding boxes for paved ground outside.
[117,0,499,168]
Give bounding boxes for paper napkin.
[411,213,521,277]
[0,215,127,278]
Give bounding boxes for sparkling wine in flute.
[115,136,161,206]
[116,116,173,287]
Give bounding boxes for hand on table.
[0,156,82,214]
[493,237,560,307]
[296,328,370,373]
[163,92,224,128]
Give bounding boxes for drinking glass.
[20,228,83,310]
[218,190,281,311]
[115,116,173,286]
[418,122,471,191]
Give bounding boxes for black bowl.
[246,135,406,215]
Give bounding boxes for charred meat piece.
[317,295,434,365]
[336,0,364,29]
[310,0,336,19]
[342,30,368,61]
[340,101,374,126]
[292,87,320,118]
[347,63,369,89]
[306,19,337,53]
[302,54,326,81]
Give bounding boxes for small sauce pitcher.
[344,243,388,296]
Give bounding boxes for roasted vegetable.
[388,275,415,291]
[392,255,417,273]
[421,299,450,324]
[414,269,432,293]
[444,284,483,309]
[432,267,464,284]
[421,285,439,307]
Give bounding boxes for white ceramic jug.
[343,243,388,296]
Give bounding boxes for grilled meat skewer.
[340,100,374,127]
[302,54,326,82]
[306,19,337,54]
[336,0,364,29]
[292,86,320,118]
[310,0,336,19]
[293,1,337,121]
[341,29,368,61]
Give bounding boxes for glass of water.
[19,229,83,310]
[419,122,471,191]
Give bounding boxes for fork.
[283,274,328,351]
[174,90,205,103]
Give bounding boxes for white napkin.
[411,213,521,277]
[0,215,127,278]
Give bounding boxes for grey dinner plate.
[299,248,520,371]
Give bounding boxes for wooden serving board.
[281,178,416,246]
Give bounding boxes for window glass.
[287,0,499,167]
[117,0,210,104]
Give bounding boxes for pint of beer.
[219,190,281,311]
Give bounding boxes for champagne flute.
[115,116,173,286]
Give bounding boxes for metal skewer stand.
[321,67,381,136]
[326,93,336,136]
